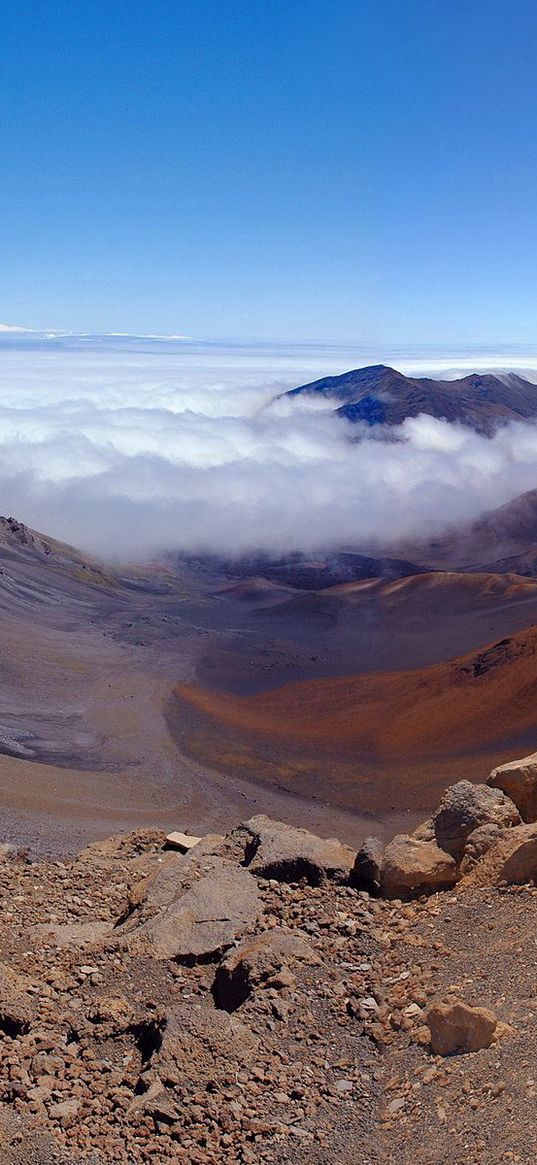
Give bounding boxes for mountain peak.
[281,364,537,433]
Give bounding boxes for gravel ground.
[0,829,384,1164]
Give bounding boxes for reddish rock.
[380,834,457,898]
[214,927,319,1011]
[488,751,537,823]
[461,822,537,887]
[427,999,498,1054]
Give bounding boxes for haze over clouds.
[2,337,537,561]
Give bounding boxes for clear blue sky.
[1,0,537,343]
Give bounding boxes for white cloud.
[0,338,536,560]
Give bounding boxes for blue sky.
[1,1,537,342]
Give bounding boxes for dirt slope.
[176,626,537,761]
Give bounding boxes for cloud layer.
[1,338,537,561]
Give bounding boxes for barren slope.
[176,626,537,758]
[402,487,537,574]
[6,515,537,844]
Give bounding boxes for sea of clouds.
[2,334,537,561]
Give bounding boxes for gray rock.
[227,814,356,885]
[432,780,520,861]
[117,834,228,927]
[117,848,260,962]
[144,864,259,961]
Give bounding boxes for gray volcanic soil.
[0,528,417,854]
[193,574,537,693]
[4,524,537,854]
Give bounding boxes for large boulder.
[119,834,228,918]
[214,927,320,1011]
[140,863,260,961]
[427,999,497,1055]
[350,837,384,894]
[226,815,356,885]
[432,780,520,861]
[487,751,537,823]
[380,835,457,899]
[116,841,260,962]
[461,822,537,888]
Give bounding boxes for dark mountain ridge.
[174,548,426,590]
[282,364,537,433]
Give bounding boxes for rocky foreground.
[3,756,537,1163]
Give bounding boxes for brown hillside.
[175,625,537,761]
[323,570,537,605]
